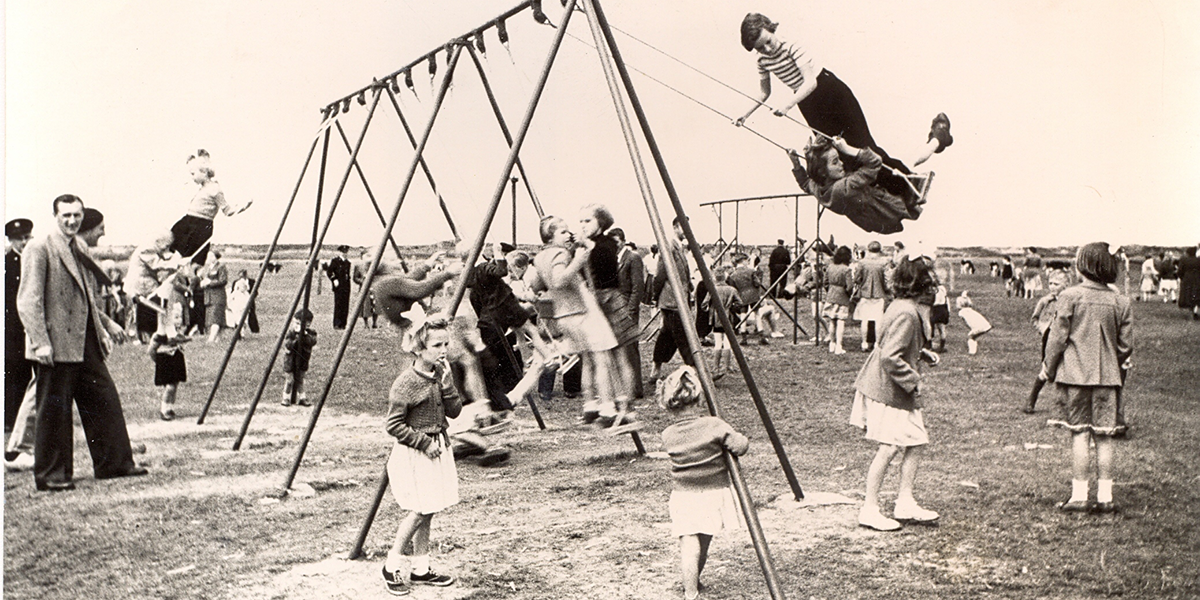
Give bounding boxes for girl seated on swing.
[790,136,927,235]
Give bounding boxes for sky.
[4,0,1199,253]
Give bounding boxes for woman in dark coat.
[1177,246,1200,320]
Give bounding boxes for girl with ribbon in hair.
[380,318,461,595]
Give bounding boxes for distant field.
[5,262,1198,599]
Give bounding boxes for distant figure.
[1025,270,1070,413]
[1138,256,1159,301]
[853,241,890,352]
[768,239,791,298]
[5,218,35,470]
[281,309,318,407]
[198,249,228,343]
[1176,246,1200,320]
[955,292,992,356]
[325,245,353,329]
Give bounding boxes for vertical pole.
[231,86,386,451]
[281,46,466,490]
[466,43,545,218]
[511,176,519,245]
[349,1,580,551]
[583,2,786,598]
[793,195,800,345]
[294,129,331,406]
[814,207,823,346]
[197,127,324,424]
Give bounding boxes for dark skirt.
[136,302,159,335]
[595,288,638,346]
[930,304,950,325]
[170,215,214,265]
[154,350,187,386]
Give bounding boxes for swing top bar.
[699,191,811,207]
[323,0,534,111]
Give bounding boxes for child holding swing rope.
[735,12,952,174]
[659,365,749,600]
[169,150,252,266]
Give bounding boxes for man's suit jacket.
[17,229,113,363]
[616,247,645,324]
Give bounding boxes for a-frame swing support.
[208,2,799,596]
[348,3,794,597]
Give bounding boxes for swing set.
[184,2,963,596]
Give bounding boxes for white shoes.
[858,506,901,531]
[894,500,940,523]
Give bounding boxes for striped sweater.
[757,39,820,91]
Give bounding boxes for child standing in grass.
[955,291,992,356]
[382,318,461,595]
[1024,270,1069,414]
[1043,243,1132,514]
[281,309,317,406]
[852,257,940,531]
[149,302,189,421]
[707,267,741,380]
[659,366,749,600]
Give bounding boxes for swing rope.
[597,18,927,195]
[560,29,787,152]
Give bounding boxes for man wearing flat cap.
[325,245,352,329]
[17,195,146,491]
[6,218,35,469]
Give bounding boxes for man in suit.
[6,218,35,470]
[609,228,646,399]
[768,239,791,298]
[17,194,146,491]
[325,245,353,329]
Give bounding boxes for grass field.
[4,259,1198,599]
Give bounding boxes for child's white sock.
[411,554,430,575]
[385,547,405,573]
[1070,479,1089,503]
[1097,479,1114,503]
[967,338,978,355]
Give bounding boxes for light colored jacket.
[854,298,928,410]
[18,228,115,362]
[855,253,890,300]
[1043,280,1132,387]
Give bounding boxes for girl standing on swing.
[734,12,953,174]
[170,150,252,266]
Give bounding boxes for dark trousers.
[652,309,695,367]
[34,321,135,485]
[799,69,910,176]
[478,322,521,412]
[332,285,350,329]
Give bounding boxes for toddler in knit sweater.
[659,366,748,600]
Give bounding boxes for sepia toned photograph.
[5,1,1198,598]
